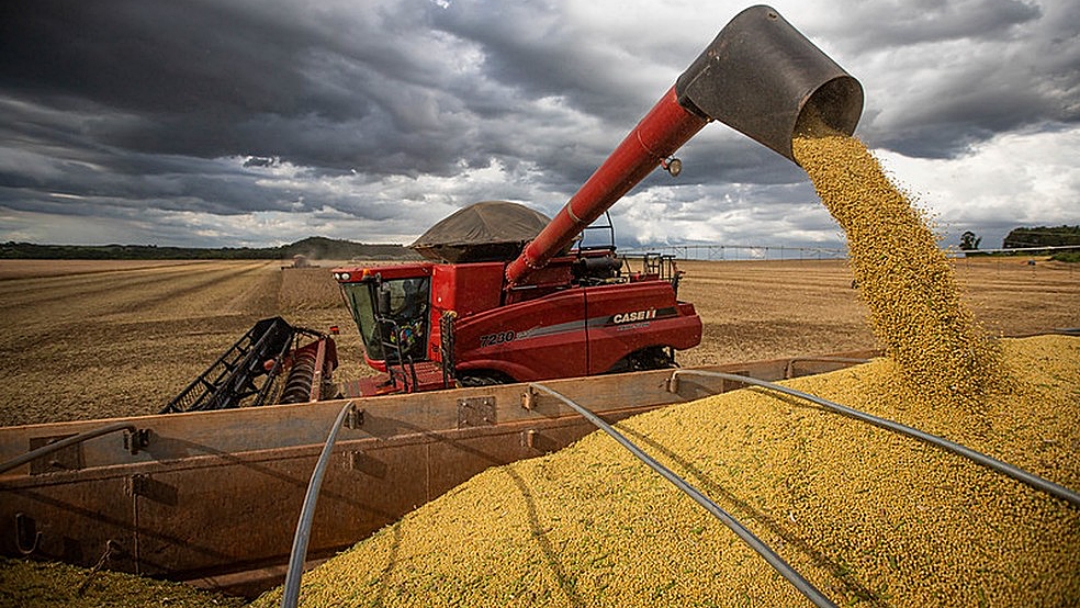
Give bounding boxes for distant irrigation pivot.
[619,244,848,261]
[618,243,1080,261]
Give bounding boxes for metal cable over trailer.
[667,370,1080,508]
[527,382,840,608]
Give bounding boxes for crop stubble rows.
[0,261,282,425]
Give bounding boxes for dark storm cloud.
[430,4,655,124]
[0,0,696,198]
[0,0,1077,247]
[0,0,485,173]
[819,0,1043,51]
[827,0,1080,157]
[2,2,311,124]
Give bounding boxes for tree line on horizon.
[959,225,1080,262]
[0,236,421,261]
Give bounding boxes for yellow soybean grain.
[253,336,1080,608]
[792,125,1002,412]
[0,556,244,608]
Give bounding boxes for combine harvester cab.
[0,5,867,599]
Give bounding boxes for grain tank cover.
[411,201,552,263]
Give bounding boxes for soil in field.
[0,261,363,425]
[672,256,1078,367]
[0,257,1077,426]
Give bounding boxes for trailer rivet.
[666,375,680,394]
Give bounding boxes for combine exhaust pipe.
[505,5,863,285]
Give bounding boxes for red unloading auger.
[505,5,864,286]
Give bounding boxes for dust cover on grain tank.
[410,200,552,263]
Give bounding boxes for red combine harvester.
[1,7,868,596]
[332,205,701,396]
[165,5,862,408]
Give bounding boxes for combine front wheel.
[458,372,515,387]
[610,346,677,374]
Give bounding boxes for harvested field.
[0,260,359,426]
[673,256,1078,367]
[0,257,1077,426]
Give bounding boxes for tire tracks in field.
[0,262,226,310]
[0,260,216,282]
[106,262,274,317]
[5,262,261,322]
[0,263,283,424]
[0,262,275,362]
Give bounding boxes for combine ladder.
[376,317,420,393]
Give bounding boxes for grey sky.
[1,0,1077,250]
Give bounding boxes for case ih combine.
[165,4,861,408]
[331,197,703,397]
[1,6,866,598]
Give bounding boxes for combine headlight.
[334,272,351,281]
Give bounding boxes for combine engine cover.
[452,273,700,384]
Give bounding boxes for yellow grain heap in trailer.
[0,556,243,608]
[6,334,1076,608]
[251,335,1079,608]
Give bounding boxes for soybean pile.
[0,556,243,608]
[792,125,1001,408]
[252,335,1079,607]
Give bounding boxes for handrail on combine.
[526,382,839,608]
[0,421,148,476]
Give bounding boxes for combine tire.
[458,372,514,387]
[608,346,676,374]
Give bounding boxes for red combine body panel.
[334,248,700,396]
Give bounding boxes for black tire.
[458,371,515,387]
[607,346,676,374]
